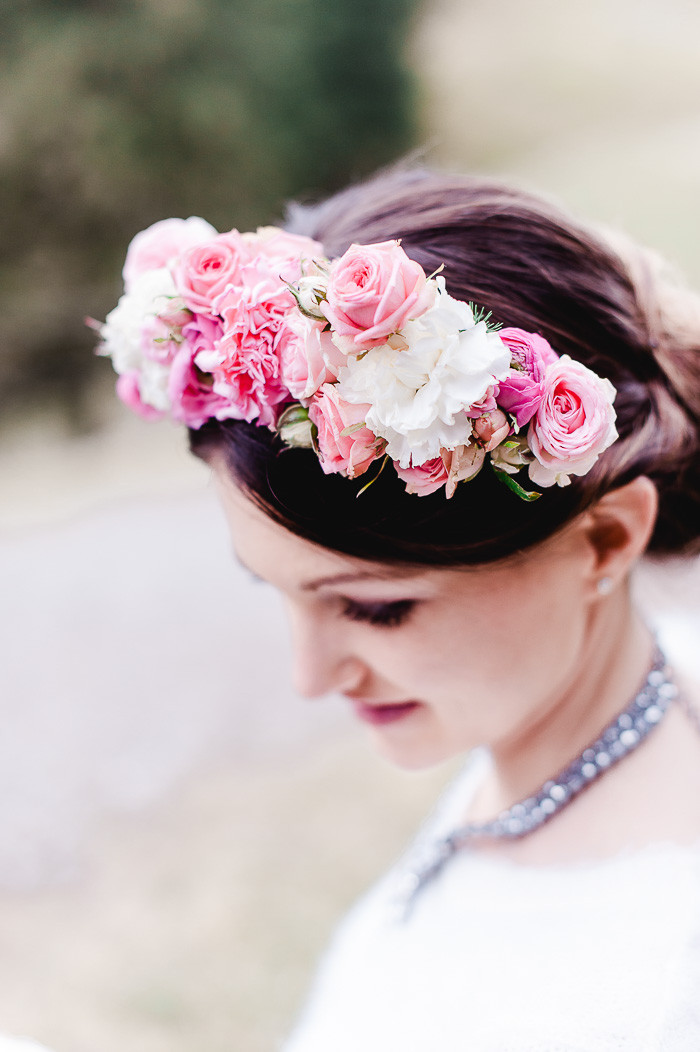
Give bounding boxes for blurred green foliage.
[0,0,418,423]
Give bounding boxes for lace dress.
[283,751,700,1052]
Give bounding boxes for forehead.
[209,456,578,597]
[211,458,424,586]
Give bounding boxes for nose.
[286,604,366,699]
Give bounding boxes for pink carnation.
[174,231,252,315]
[497,328,559,427]
[123,217,217,291]
[394,457,448,496]
[203,262,295,426]
[322,240,434,350]
[168,316,233,428]
[308,384,384,478]
[528,355,618,487]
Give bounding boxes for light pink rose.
[466,384,499,419]
[173,231,252,315]
[442,443,486,497]
[115,371,165,420]
[395,457,448,496]
[472,409,511,452]
[321,241,434,349]
[528,355,618,487]
[497,328,559,427]
[308,384,384,478]
[280,313,346,400]
[248,228,324,283]
[169,316,233,428]
[204,262,295,426]
[139,313,183,365]
[123,217,217,291]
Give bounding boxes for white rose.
[337,283,511,467]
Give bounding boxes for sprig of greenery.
[468,302,503,332]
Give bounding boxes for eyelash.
[340,598,417,628]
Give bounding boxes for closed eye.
[340,598,417,628]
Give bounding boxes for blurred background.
[2,0,700,1048]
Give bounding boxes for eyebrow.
[300,570,414,591]
[235,549,413,589]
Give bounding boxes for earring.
[597,576,614,596]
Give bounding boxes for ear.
[579,476,658,591]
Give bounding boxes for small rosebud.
[472,409,510,452]
[277,404,316,449]
[293,273,330,320]
[489,436,532,475]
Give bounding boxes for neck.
[474,589,655,820]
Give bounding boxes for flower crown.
[93,217,618,500]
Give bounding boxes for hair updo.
[190,167,700,564]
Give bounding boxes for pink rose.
[308,384,384,478]
[139,310,187,365]
[204,262,294,426]
[173,231,252,315]
[169,316,233,428]
[497,328,559,427]
[395,457,448,496]
[123,217,217,291]
[115,372,165,420]
[466,385,499,419]
[248,228,324,283]
[321,241,434,349]
[442,443,486,498]
[528,355,618,487]
[280,313,346,400]
[472,409,511,452]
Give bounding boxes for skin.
[212,458,700,864]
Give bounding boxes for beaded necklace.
[395,647,683,917]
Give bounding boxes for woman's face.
[213,462,598,770]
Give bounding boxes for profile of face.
[212,457,617,771]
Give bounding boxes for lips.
[347,698,421,726]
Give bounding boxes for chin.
[368,732,459,772]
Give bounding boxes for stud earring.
[597,576,614,596]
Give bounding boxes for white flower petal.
[336,285,511,468]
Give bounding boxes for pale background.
[2,1,700,1048]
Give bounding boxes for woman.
[95,168,700,1049]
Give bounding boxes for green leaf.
[492,468,542,502]
[356,455,389,497]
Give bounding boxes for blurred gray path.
[0,487,345,888]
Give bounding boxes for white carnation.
[337,283,512,467]
[99,267,178,376]
[137,358,172,412]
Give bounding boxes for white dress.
[283,750,700,1052]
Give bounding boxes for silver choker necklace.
[395,647,679,918]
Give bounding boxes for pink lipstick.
[349,699,421,726]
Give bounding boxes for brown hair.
[191,167,700,563]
